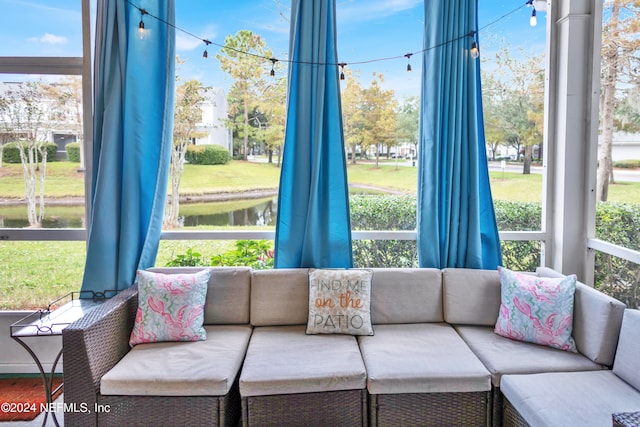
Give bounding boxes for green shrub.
[594,203,640,308]
[210,240,274,269]
[165,248,207,266]
[185,144,230,165]
[2,141,57,163]
[166,240,274,270]
[66,142,81,162]
[350,195,418,268]
[613,159,640,169]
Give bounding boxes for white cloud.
[176,25,217,52]
[338,0,422,24]
[27,33,68,45]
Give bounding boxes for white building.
[600,133,640,161]
[194,87,232,154]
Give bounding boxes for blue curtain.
[82,0,175,292]
[417,0,502,269]
[274,0,353,268]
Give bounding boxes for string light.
[405,53,413,72]
[126,0,535,76]
[526,0,537,27]
[137,8,147,40]
[339,63,346,81]
[530,8,537,27]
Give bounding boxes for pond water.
[0,197,278,229]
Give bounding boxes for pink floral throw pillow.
[494,267,578,352]
[129,269,210,346]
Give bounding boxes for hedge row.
[185,144,230,165]
[2,142,58,163]
[350,196,640,308]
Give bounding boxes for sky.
[0,0,547,99]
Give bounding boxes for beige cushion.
[502,370,640,427]
[358,323,490,394]
[306,269,374,335]
[250,269,309,326]
[536,267,626,365]
[239,325,366,397]
[443,268,501,325]
[613,309,640,390]
[100,325,252,396]
[148,267,251,324]
[370,268,443,324]
[455,325,604,386]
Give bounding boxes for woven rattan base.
[502,397,531,427]
[242,389,367,427]
[97,390,240,427]
[369,391,490,427]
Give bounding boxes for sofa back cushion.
[536,267,626,366]
[369,268,443,324]
[147,267,251,325]
[443,268,501,325]
[250,268,443,326]
[613,309,640,390]
[251,269,310,326]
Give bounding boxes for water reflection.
[0,197,278,229]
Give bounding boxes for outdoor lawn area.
[1,159,639,309]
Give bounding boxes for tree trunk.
[523,144,532,175]
[243,97,249,161]
[350,143,357,165]
[597,2,620,202]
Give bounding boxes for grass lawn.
[0,160,638,309]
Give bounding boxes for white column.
[542,0,602,283]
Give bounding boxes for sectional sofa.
[62,266,635,427]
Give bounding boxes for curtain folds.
[274,0,353,268]
[82,0,176,292]
[417,0,502,269]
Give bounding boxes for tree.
[0,81,53,226]
[217,30,273,161]
[165,78,208,228]
[597,0,640,202]
[362,73,397,167]
[341,70,366,164]
[396,96,419,164]
[255,76,286,166]
[487,47,544,174]
[481,72,508,161]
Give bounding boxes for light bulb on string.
[137,8,147,40]
[203,40,211,58]
[470,42,480,59]
[405,53,413,72]
[269,58,278,77]
[339,63,346,81]
[530,8,537,27]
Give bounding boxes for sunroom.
[0,0,639,426]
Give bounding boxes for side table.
[10,291,115,426]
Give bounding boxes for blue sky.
[0,0,546,98]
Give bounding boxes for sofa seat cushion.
[358,323,490,394]
[455,325,603,386]
[501,370,640,427]
[239,325,366,397]
[100,325,252,396]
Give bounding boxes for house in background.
[193,87,233,154]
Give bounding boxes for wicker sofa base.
[96,389,240,427]
[369,391,490,427]
[242,389,367,427]
[502,397,531,427]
